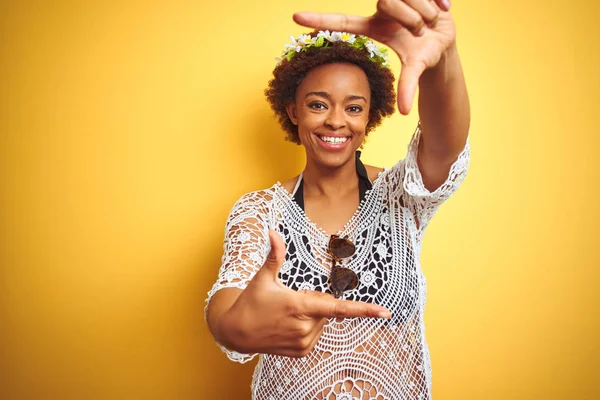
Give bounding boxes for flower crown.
[278,30,390,68]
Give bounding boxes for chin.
[313,149,356,169]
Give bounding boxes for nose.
[325,106,346,130]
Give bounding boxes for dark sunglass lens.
[330,238,355,259]
[330,267,359,298]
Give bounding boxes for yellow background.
[1,0,598,399]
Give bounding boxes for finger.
[397,61,427,115]
[376,0,426,37]
[293,12,371,37]
[303,296,392,319]
[283,318,328,357]
[434,0,451,12]
[305,318,328,350]
[298,289,330,298]
[262,230,286,278]
[399,0,441,28]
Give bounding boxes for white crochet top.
[206,126,470,399]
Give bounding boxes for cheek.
[298,112,325,130]
[351,115,370,133]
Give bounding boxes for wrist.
[216,307,246,351]
[420,41,460,87]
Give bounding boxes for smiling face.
[286,62,371,170]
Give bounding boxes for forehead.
[296,63,370,99]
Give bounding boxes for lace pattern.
[206,125,470,398]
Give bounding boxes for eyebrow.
[304,91,367,103]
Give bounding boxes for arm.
[417,41,470,191]
[291,2,470,235]
[206,227,392,360]
[206,288,243,352]
[292,1,471,192]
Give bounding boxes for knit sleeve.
[205,190,272,364]
[390,124,470,239]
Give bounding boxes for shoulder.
[365,164,385,182]
[227,185,280,218]
[280,175,301,195]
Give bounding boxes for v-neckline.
[275,168,388,238]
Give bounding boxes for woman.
[206,0,470,398]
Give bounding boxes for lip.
[315,133,351,151]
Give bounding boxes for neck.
[302,154,358,199]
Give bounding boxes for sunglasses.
[328,235,359,298]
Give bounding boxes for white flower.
[365,39,388,61]
[365,40,377,57]
[284,35,302,52]
[361,270,376,287]
[380,213,390,227]
[380,51,390,65]
[330,31,343,42]
[298,281,315,291]
[297,34,315,46]
[284,35,296,50]
[224,269,241,282]
[340,32,356,43]
[281,260,293,274]
[238,231,251,243]
[376,243,388,258]
[317,30,331,39]
[249,251,261,263]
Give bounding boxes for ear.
[285,104,298,125]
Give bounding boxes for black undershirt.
[293,151,372,209]
[287,151,418,324]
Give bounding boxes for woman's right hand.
[214,230,392,358]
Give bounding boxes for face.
[286,62,371,169]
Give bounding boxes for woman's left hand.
[293,0,456,115]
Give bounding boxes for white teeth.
[320,136,348,144]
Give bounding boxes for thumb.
[262,230,287,276]
[397,61,426,115]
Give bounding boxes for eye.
[346,105,363,113]
[308,102,327,110]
